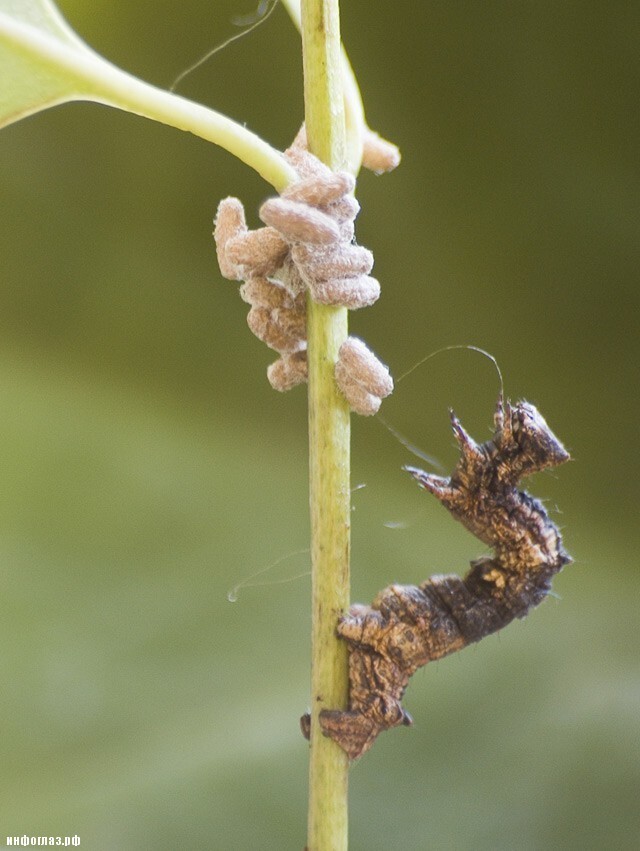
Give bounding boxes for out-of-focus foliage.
[0,1,638,848]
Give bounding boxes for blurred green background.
[1,1,638,848]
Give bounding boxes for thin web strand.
[396,344,504,399]
[377,344,504,468]
[170,0,279,92]
[227,546,310,601]
[377,414,444,471]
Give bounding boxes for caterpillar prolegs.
[301,398,571,759]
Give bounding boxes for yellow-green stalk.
[301,0,351,849]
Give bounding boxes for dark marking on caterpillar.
[301,397,571,759]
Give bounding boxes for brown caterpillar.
[301,397,571,759]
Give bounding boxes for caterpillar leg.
[299,709,381,760]
[321,702,412,760]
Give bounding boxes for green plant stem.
[281,0,365,171]
[301,1,350,849]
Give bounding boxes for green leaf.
[1,0,83,39]
[0,0,93,128]
[0,0,295,189]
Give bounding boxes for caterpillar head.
[506,401,570,477]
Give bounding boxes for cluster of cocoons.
[214,126,399,415]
